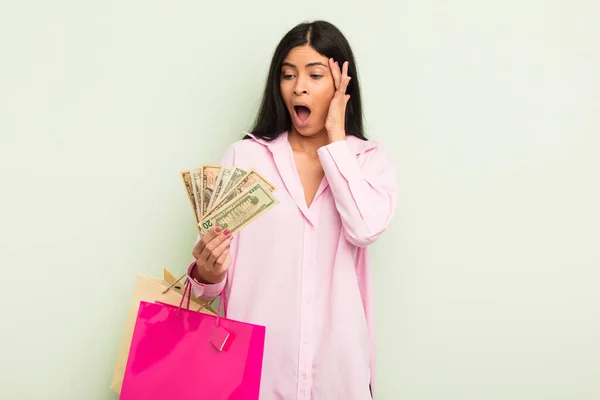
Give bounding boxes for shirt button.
[303,374,308,381]
[304,339,309,345]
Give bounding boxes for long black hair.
[247,20,366,141]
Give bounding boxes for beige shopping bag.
[110,268,216,394]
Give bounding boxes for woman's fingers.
[214,248,231,275]
[339,62,350,95]
[341,76,351,94]
[198,228,230,262]
[330,58,341,89]
[330,59,350,94]
[191,226,232,283]
[193,226,220,258]
[206,234,233,266]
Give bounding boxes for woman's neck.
[288,128,330,157]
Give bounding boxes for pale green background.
[1,1,599,399]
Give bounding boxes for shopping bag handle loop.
[174,276,228,327]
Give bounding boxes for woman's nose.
[293,78,307,95]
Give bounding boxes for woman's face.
[280,45,335,138]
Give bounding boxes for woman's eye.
[311,74,323,79]
[282,74,295,80]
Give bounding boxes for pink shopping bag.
[120,280,266,399]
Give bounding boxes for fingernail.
[215,226,222,233]
[223,229,230,236]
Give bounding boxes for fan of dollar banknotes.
[180,166,279,236]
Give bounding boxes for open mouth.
[293,105,311,123]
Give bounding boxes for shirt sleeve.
[317,140,398,247]
[186,258,227,300]
[186,142,238,301]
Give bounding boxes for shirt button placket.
[298,220,315,400]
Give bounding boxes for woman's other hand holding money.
[191,227,232,284]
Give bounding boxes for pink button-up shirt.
[187,132,398,399]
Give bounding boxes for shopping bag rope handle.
[161,273,187,295]
[174,275,228,326]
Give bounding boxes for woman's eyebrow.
[306,61,328,68]
[281,61,328,68]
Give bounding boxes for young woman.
[186,20,398,399]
